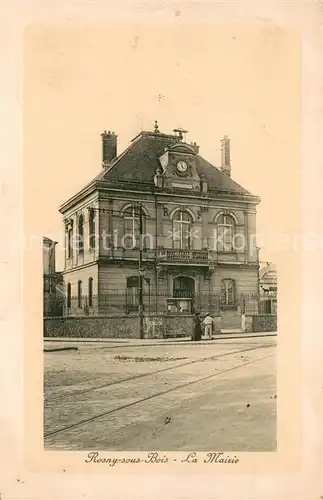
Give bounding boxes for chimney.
[101,130,117,167]
[190,141,200,154]
[220,135,231,177]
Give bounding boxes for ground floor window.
[221,279,236,306]
[78,280,82,308]
[67,283,71,309]
[88,277,93,307]
[126,276,139,311]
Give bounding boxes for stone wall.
[163,315,193,338]
[44,314,194,339]
[44,316,140,339]
[44,313,277,338]
[252,314,277,332]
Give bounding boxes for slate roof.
[60,131,258,213]
[101,132,252,195]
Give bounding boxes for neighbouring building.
[59,123,261,329]
[43,237,64,316]
[259,262,277,314]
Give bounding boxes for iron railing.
[156,248,209,263]
[44,292,261,317]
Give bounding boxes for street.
[44,336,276,451]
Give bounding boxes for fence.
[44,291,260,317]
[44,294,64,317]
[259,298,277,315]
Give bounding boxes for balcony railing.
[99,247,250,265]
[157,248,209,264]
[102,247,155,260]
[100,247,209,263]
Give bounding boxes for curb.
[44,347,79,353]
[44,332,277,349]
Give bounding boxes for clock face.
[177,161,188,173]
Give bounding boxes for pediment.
[169,143,196,155]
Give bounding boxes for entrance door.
[173,276,195,298]
[173,276,195,313]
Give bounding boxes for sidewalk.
[44,331,277,349]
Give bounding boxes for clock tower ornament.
[157,126,203,191]
[176,161,188,174]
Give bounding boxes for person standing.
[203,313,214,340]
[191,312,202,341]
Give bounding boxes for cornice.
[61,259,99,274]
[97,183,260,205]
[59,178,260,215]
[59,182,99,214]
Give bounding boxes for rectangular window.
[78,215,84,254]
[126,276,139,311]
[78,280,82,308]
[182,223,190,249]
[221,279,235,306]
[217,225,233,252]
[173,221,181,249]
[67,284,71,309]
[89,210,96,249]
[88,278,93,307]
[68,229,73,258]
[173,221,191,250]
[124,219,140,248]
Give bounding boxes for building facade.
[259,263,277,314]
[43,237,64,316]
[59,124,260,327]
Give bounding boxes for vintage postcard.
[1,0,322,499]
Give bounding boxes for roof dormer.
[157,139,202,191]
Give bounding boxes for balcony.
[99,247,247,267]
[100,247,156,261]
[157,248,209,265]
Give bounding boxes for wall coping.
[44,315,139,320]
[44,314,195,320]
[244,313,277,317]
[44,313,223,320]
[252,314,277,317]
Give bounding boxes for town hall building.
[59,122,260,329]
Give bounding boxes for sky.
[24,23,300,271]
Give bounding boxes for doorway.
[173,276,195,298]
[173,276,195,313]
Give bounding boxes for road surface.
[44,336,276,451]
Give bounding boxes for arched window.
[78,280,82,308]
[221,279,236,306]
[67,283,71,309]
[88,277,93,307]
[173,210,192,250]
[216,214,235,252]
[89,210,95,249]
[78,214,84,254]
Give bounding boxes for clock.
[176,161,188,173]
